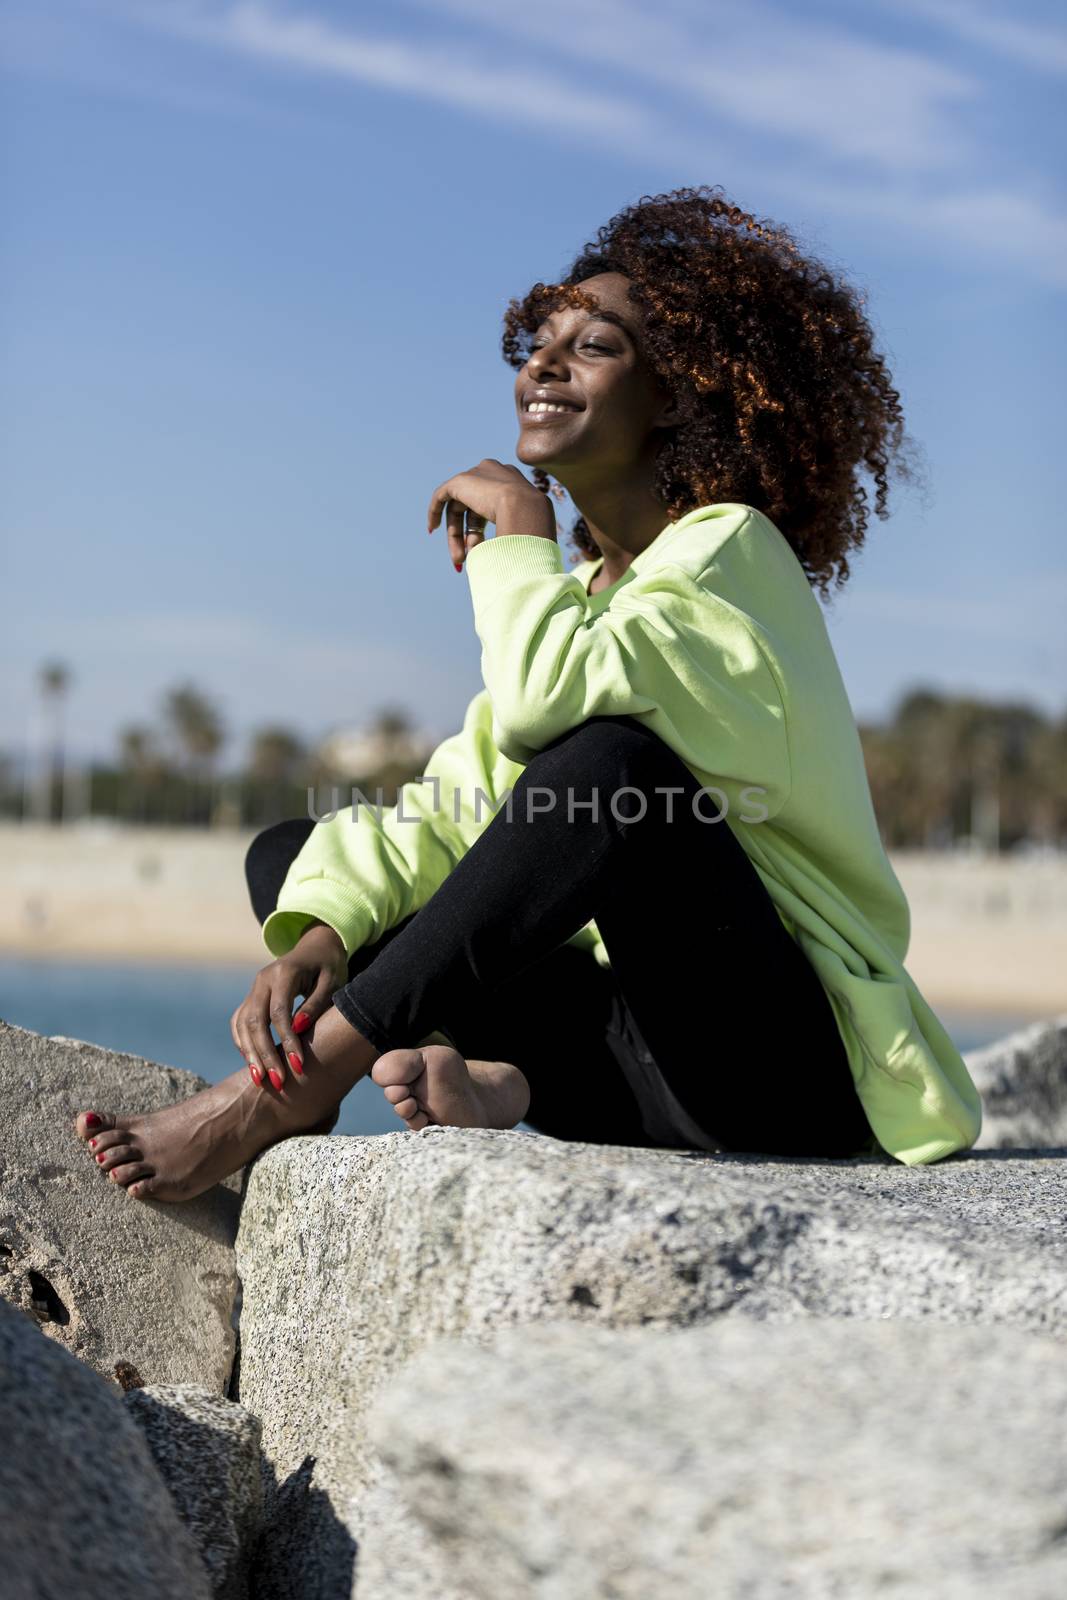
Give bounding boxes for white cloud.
[421,0,979,173]
[94,0,981,171]
[796,173,1067,290]
[110,0,653,137]
[22,0,1067,288]
[884,0,1067,76]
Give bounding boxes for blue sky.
[2,0,1065,769]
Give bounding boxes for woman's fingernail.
[288,1052,304,1077]
[454,562,463,572]
[268,1068,284,1092]
[293,1011,311,1034]
[85,1112,101,1128]
[249,1063,263,1086]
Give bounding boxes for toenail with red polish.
[89,1139,97,1148]
[96,1154,105,1163]
[288,1052,304,1076]
[293,1011,311,1034]
[268,1068,284,1091]
[85,1112,101,1128]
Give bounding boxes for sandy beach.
[1,821,1064,1016]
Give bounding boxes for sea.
[0,953,1043,1139]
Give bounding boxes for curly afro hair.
[501,184,922,597]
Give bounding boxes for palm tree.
[117,724,167,823]
[161,684,225,824]
[248,726,307,825]
[37,661,71,825]
[249,726,306,784]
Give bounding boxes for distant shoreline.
[1,822,1064,1017]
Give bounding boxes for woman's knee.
[528,715,689,795]
[244,817,316,923]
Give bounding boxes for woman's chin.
[515,435,570,471]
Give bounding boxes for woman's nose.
[529,341,567,381]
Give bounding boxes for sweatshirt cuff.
[261,880,379,962]
[464,533,567,604]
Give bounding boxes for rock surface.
[0,1017,241,1392]
[234,1125,1067,1598]
[966,1014,1067,1149]
[370,1316,1067,1600]
[0,1295,212,1600]
[125,1384,263,1600]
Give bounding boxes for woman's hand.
[231,920,349,1090]
[427,459,556,571]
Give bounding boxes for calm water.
[0,954,1044,1139]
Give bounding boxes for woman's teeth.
[526,403,576,415]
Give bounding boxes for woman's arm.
[463,526,791,818]
[261,688,524,961]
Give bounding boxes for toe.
[110,1160,154,1189]
[128,1176,158,1201]
[75,1110,115,1142]
[88,1128,128,1160]
[383,1082,413,1105]
[393,1096,419,1120]
[371,1049,425,1089]
[98,1142,141,1173]
[407,1110,431,1131]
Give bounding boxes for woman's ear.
[655,392,681,428]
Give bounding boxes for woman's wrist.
[296,919,346,957]
[494,487,558,541]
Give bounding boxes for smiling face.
[513,272,677,483]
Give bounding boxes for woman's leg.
[246,818,653,1146]
[244,817,414,987]
[333,715,871,1158]
[244,818,315,927]
[70,824,396,1204]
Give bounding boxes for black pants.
[244,715,871,1157]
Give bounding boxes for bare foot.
[371,1044,530,1132]
[72,1008,378,1203]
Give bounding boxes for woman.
[74,185,982,1200]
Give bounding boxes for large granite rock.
[370,1316,1067,1600]
[0,1017,240,1392]
[234,1125,1067,1598]
[124,1384,264,1600]
[0,1295,212,1600]
[966,1014,1067,1149]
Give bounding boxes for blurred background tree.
[32,660,72,825]
[857,691,1065,853]
[3,682,1064,848]
[162,683,226,825]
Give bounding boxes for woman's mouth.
[521,403,581,424]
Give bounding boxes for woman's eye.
[530,340,613,353]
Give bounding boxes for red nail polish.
[454,562,462,572]
[293,1011,311,1034]
[85,1112,101,1128]
[268,1068,284,1091]
[249,1063,263,1086]
[96,1153,105,1164]
[89,1139,97,1149]
[288,1051,304,1077]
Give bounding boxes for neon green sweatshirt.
[263,502,983,1166]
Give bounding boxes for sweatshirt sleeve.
[463,531,791,816]
[260,688,524,961]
